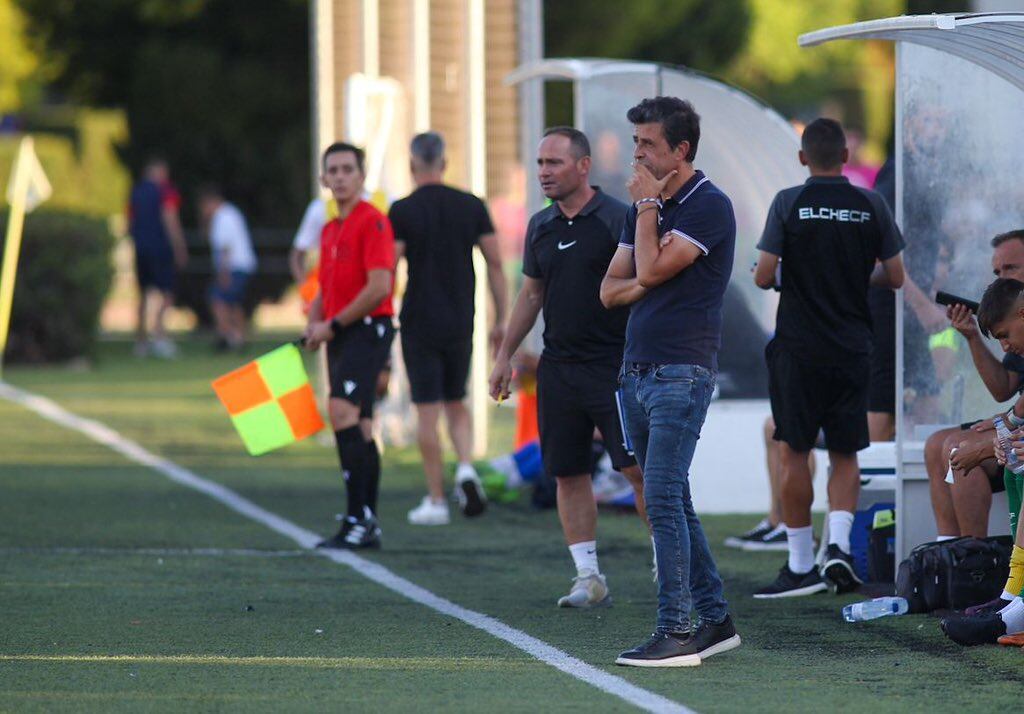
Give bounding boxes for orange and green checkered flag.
[211,343,325,455]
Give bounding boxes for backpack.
[895,536,1012,613]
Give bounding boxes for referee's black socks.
[334,426,371,520]
[365,438,381,516]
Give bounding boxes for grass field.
[3,337,1024,713]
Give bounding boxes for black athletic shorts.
[536,357,636,478]
[401,331,472,404]
[767,339,870,454]
[326,316,395,418]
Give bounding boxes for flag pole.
[0,137,33,379]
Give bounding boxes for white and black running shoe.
[753,564,828,599]
[455,469,487,518]
[316,515,381,550]
[742,523,789,552]
[821,544,862,594]
[724,519,772,549]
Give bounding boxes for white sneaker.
[557,570,611,608]
[150,338,178,359]
[455,464,487,517]
[407,496,450,526]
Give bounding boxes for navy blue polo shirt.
[619,170,736,370]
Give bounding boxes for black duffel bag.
[896,536,1012,613]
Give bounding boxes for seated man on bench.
[925,230,1024,539]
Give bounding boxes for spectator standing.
[128,157,187,358]
[198,185,257,351]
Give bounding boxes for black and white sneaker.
[742,523,789,552]
[724,519,772,549]
[455,467,487,518]
[753,564,828,598]
[682,615,741,660]
[316,515,381,550]
[941,613,1006,646]
[822,544,863,594]
[615,631,699,667]
[615,616,741,667]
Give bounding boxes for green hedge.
[0,210,114,363]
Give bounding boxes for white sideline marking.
[0,382,693,714]
[0,547,308,558]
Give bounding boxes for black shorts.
[135,251,176,292]
[326,317,395,418]
[767,339,870,454]
[401,331,472,404]
[536,357,636,478]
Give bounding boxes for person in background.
[390,132,508,525]
[198,185,257,351]
[128,157,188,359]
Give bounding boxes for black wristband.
[330,317,343,334]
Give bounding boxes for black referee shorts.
[767,339,870,454]
[537,357,636,478]
[326,317,395,418]
[401,331,472,404]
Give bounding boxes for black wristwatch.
[330,317,343,334]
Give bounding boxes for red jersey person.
[304,143,396,549]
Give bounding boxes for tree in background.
[16,0,310,229]
[545,0,751,72]
[0,0,39,115]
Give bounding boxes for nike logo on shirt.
[557,240,577,250]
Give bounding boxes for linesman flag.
[212,343,324,455]
[0,136,53,375]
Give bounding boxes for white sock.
[1000,597,1024,633]
[569,540,599,576]
[786,526,815,574]
[936,535,957,542]
[827,510,855,554]
[1002,589,1017,601]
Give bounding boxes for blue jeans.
[619,362,728,633]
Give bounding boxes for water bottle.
[994,416,1024,475]
[842,596,908,622]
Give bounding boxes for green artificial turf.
[2,337,1023,712]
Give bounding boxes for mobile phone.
[935,291,979,314]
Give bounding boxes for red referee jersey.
[319,200,395,320]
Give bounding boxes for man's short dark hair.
[801,118,847,168]
[978,277,1024,338]
[322,142,366,173]
[626,97,700,161]
[542,126,590,160]
[992,229,1024,249]
[411,132,445,165]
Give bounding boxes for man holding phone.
[924,230,1024,560]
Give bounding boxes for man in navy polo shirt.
[603,97,741,667]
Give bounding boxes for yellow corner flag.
[0,137,52,376]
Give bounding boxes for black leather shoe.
[615,631,700,668]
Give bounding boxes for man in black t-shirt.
[489,126,643,609]
[752,118,905,600]
[390,132,508,526]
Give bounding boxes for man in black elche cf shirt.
[489,127,645,609]
[753,118,905,599]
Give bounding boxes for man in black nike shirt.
[489,127,645,609]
